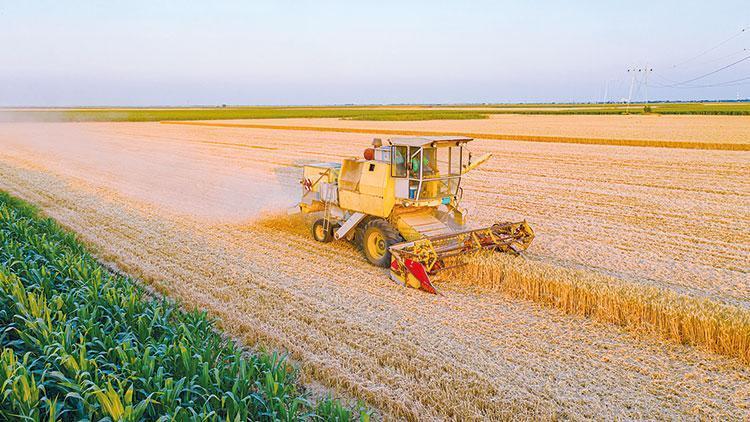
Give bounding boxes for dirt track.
[0,122,748,419]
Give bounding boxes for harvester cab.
[294,136,534,294]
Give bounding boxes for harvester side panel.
[358,162,390,196]
[337,159,362,191]
[337,159,396,218]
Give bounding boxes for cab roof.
[388,136,473,148]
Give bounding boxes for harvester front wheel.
[353,226,365,250]
[362,219,402,267]
[311,219,333,243]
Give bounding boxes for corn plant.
[0,192,364,421]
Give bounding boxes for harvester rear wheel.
[353,226,365,250]
[362,219,403,267]
[311,219,333,242]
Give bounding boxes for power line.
[716,75,750,84]
[625,66,652,105]
[672,26,748,68]
[679,47,748,69]
[613,28,750,96]
[661,54,750,87]
[649,75,750,89]
[651,72,679,84]
[686,75,750,87]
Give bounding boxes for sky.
[1,0,748,106]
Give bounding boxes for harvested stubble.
[1,122,749,419]
[163,120,750,151]
[163,113,750,150]
[446,253,750,364]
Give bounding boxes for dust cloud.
[0,121,302,222]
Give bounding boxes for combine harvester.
[292,137,534,294]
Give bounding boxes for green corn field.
[0,191,365,421]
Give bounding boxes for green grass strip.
[0,108,488,122]
[2,104,749,122]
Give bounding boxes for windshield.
[403,145,463,200]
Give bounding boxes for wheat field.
[0,121,748,419]
[447,254,749,363]
[163,113,750,150]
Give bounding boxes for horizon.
[3,98,750,109]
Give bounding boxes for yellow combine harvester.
[293,136,534,294]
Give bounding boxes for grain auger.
[292,136,535,294]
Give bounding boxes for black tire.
[311,219,333,242]
[361,219,403,267]
[353,226,365,250]
[352,216,371,250]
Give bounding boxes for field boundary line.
[160,120,749,151]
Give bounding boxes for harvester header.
[293,136,534,294]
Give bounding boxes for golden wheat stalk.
[446,253,750,364]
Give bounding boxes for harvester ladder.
[322,185,334,232]
[305,168,334,232]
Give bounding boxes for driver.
[411,154,430,175]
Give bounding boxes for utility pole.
[603,79,618,104]
[627,66,653,111]
[626,68,637,112]
[604,80,613,103]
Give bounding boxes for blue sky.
[1,1,748,106]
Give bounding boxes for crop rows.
[0,192,359,420]
[0,122,748,419]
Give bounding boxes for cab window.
[391,146,407,177]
